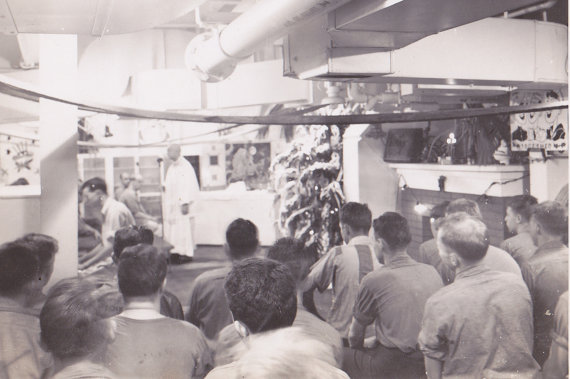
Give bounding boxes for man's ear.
[516,214,523,224]
[233,320,250,339]
[223,243,231,259]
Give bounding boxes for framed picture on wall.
[225,143,270,190]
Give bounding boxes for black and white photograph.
[0,0,568,378]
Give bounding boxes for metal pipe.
[186,0,350,82]
[505,0,558,18]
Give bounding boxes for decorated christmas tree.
[271,124,346,254]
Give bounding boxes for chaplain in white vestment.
[163,144,200,259]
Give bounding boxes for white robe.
[163,158,200,256]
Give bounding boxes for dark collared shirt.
[419,264,540,378]
[521,240,569,366]
[354,254,443,352]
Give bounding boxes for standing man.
[163,144,200,263]
[521,201,568,367]
[501,195,538,265]
[344,212,443,378]
[304,202,382,342]
[419,213,539,378]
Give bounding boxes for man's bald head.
[167,144,181,161]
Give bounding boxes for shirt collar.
[535,240,567,255]
[455,263,488,280]
[101,196,113,215]
[348,235,374,246]
[385,253,415,268]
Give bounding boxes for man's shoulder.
[195,265,232,283]
[205,362,239,379]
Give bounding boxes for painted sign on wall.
[510,88,568,151]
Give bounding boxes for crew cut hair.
[446,198,482,219]
[266,237,318,284]
[0,241,40,295]
[118,244,167,297]
[373,212,412,250]
[18,233,58,273]
[532,201,568,236]
[507,195,538,222]
[226,218,259,259]
[438,212,489,262]
[40,277,115,360]
[224,257,297,334]
[113,226,154,261]
[339,202,372,232]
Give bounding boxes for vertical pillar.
[342,125,368,202]
[39,34,78,285]
[529,151,569,202]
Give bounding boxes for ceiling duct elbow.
[185,0,350,82]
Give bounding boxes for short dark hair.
[224,257,297,334]
[266,237,318,284]
[339,202,372,232]
[18,233,58,274]
[0,241,40,295]
[430,201,450,219]
[226,218,259,259]
[118,244,167,297]
[373,212,411,250]
[113,226,154,261]
[507,195,538,223]
[81,177,107,195]
[532,201,568,236]
[40,277,115,360]
[446,198,482,219]
[438,212,489,262]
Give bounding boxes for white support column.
[529,152,569,202]
[39,34,78,285]
[342,125,369,202]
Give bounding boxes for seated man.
[522,201,569,366]
[187,219,259,343]
[119,174,161,236]
[0,241,53,378]
[15,233,58,312]
[80,177,135,271]
[208,258,347,379]
[501,195,538,265]
[304,202,382,341]
[215,238,343,367]
[419,213,539,378]
[344,212,443,379]
[40,277,116,379]
[85,226,184,320]
[103,244,212,378]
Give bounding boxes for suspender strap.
[356,245,374,283]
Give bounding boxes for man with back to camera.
[344,212,443,379]
[186,218,260,345]
[418,212,540,378]
[85,225,184,320]
[103,243,212,378]
[215,237,344,367]
[163,144,200,264]
[303,202,382,342]
[521,201,569,367]
[207,257,348,379]
[0,241,53,378]
[501,194,538,265]
[436,198,521,284]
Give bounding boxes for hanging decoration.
[0,130,39,187]
[510,88,568,151]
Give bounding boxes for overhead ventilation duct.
[284,17,568,90]
[185,0,350,82]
